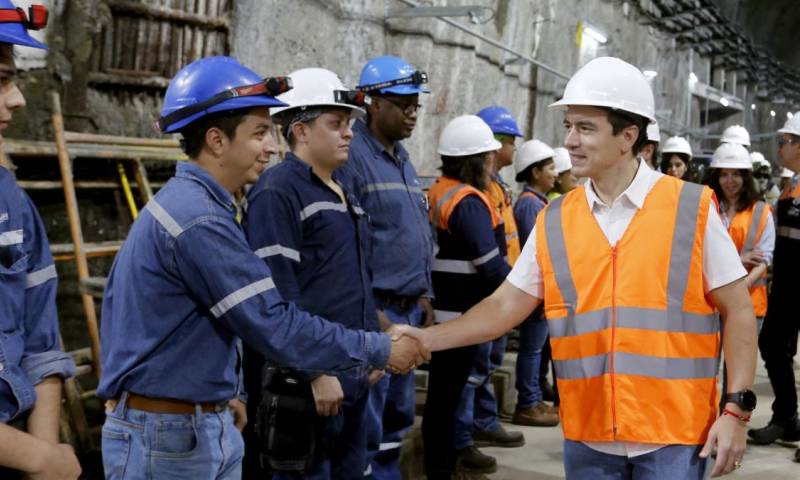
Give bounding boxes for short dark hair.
[705,168,760,212]
[440,153,490,190]
[603,108,649,156]
[515,158,555,183]
[179,109,251,158]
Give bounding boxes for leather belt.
[374,290,420,312]
[110,393,226,415]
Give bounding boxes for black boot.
[748,416,800,445]
[455,446,497,474]
[473,424,525,448]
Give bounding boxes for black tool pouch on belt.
[255,365,322,473]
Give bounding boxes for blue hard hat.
[357,55,430,95]
[159,56,289,133]
[476,106,522,137]
[0,0,48,50]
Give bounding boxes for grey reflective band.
[0,229,23,246]
[666,182,703,314]
[299,201,347,221]
[472,247,499,266]
[210,277,275,318]
[431,184,466,227]
[26,264,57,288]
[554,352,718,380]
[543,196,577,313]
[146,200,183,238]
[777,225,800,240]
[753,277,768,287]
[433,309,461,323]
[506,231,519,241]
[362,182,423,195]
[742,201,766,253]
[254,244,300,262]
[432,258,476,274]
[547,307,718,339]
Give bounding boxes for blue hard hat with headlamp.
[159,56,293,133]
[357,55,430,96]
[476,106,523,138]
[0,0,49,50]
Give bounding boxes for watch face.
[742,390,757,410]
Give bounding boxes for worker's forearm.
[720,302,757,395]
[27,376,63,444]
[427,281,539,351]
[745,264,767,289]
[0,423,51,473]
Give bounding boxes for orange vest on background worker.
[487,179,520,264]
[429,176,500,231]
[727,201,771,316]
[535,176,719,445]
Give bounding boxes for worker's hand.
[740,250,765,269]
[389,324,432,352]
[386,332,430,374]
[377,310,393,332]
[228,398,247,432]
[699,410,747,477]
[367,368,385,386]
[28,443,82,480]
[418,297,436,328]
[310,375,343,417]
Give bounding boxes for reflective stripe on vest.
[729,201,770,316]
[741,202,767,253]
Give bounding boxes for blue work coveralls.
[339,119,434,479]
[97,161,391,479]
[243,153,379,479]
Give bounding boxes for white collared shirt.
[508,160,746,457]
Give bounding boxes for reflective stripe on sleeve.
[210,277,275,318]
[254,244,301,262]
[26,264,57,289]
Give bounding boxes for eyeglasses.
[378,96,422,116]
[778,137,798,147]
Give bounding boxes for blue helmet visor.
[159,76,293,133]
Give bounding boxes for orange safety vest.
[429,176,500,231]
[487,180,520,265]
[535,176,720,445]
[727,201,771,317]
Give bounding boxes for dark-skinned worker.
[0,2,80,479]
[396,57,758,479]
[97,56,428,479]
[338,55,435,480]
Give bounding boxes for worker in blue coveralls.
[242,67,381,479]
[96,56,429,480]
[0,2,80,478]
[338,55,435,480]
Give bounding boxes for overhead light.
[720,97,729,107]
[770,110,776,117]
[643,70,658,79]
[789,112,795,119]
[689,72,698,83]
[582,24,608,44]
[751,103,756,110]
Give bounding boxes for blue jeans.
[364,301,422,479]
[102,392,244,480]
[515,314,549,410]
[454,336,506,449]
[274,376,371,480]
[563,440,707,479]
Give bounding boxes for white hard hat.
[662,136,693,159]
[710,143,752,170]
[720,125,751,147]
[553,147,572,174]
[778,112,800,136]
[514,140,556,177]
[781,168,794,179]
[438,115,502,157]
[270,68,366,117]
[749,152,770,168]
[549,57,656,123]
[646,122,660,143]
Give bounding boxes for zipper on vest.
[610,245,619,437]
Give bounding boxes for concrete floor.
[480,361,799,479]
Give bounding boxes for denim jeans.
[563,440,707,479]
[364,301,421,479]
[515,314,549,409]
[102,392,244,480]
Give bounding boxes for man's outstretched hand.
[386,326,431,374]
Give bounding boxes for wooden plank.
[88,72,170,89]
[51,240,124,256]
[2,139,186,161]
[107,0,229,30]
[17,180,120,190]
[64,131,180,147]
[133,157,154,202]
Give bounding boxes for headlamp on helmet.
[0,4,48,30]
[357,70,428,94]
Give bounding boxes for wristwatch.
[724,389,757,412]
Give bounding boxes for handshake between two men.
[385,324,431,375]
